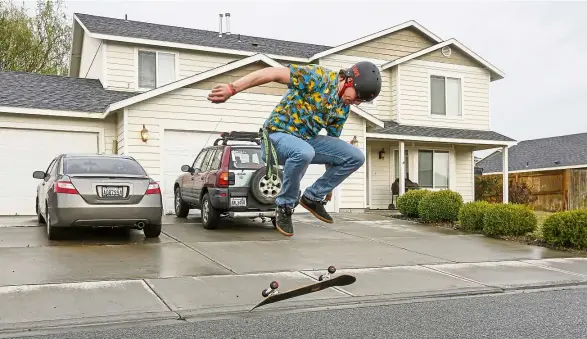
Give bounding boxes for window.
[430,75,461,116]
[394,149,409,180]
[63,157,147,175]
[418,150,449,189]
[138,50,176,89]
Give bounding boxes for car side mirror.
[181,165,192,173]
[32,171,46,179]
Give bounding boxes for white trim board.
[104,53,283,115]
[482,164,587,175]
[0,106,103,119]
[380,38,505,81]
[366,132,517,147]
[350,106,384,128]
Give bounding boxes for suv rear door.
[193,148,216,202]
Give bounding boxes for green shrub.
[542,209,587,250]
[458,201,491,232]
[396,189,430,217]
[418,190,463,223]
[482,203,537,237]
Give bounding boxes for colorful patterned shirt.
[263,64,350,140]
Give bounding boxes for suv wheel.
[174,187,190,218]
[250,167,283,205]
[201,193,220,229]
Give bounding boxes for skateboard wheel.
[262,289,270,297]
[270,281,279,289]
[318,275,325,281]
[328,266,336,274]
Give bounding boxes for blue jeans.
[261,132,365,208]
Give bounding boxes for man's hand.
[207,84,234,104]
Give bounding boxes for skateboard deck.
[250,266,356,311]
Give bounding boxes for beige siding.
[0,113,117,154]
[366,141,392,209]
[319,54,392,121]
[338,27,437,60]
[338,114,366,210]
[104,41,245,91]
[390,67,398,121]
[79,34,103,82]
[455,146,474,202]
[398,59,491,130]
[417,44,484,68]
[190,61,288,95]
[116,110,125,154]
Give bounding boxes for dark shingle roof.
[477,132,587,173]
[372,121,516,142]
[0,71,139,112]
[75,13,333,59]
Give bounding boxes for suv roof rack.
[214,131,261,146]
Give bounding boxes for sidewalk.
[0,213,586,336]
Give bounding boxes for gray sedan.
[33,154,163,240]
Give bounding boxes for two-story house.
[0,13,515,216]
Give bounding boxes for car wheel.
[45,203,60,240]
[250,167,283,205]
[174,187,190,218]
[201,193,219,230]
[36,197,45,224]
[143,223,162,238]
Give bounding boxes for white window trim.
[427,70,465,120]
[416,149,452,190]
[135,47,180,91]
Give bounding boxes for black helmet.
[341,61,382,102]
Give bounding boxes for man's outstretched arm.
[207,66,290,103]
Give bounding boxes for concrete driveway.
[0,212,586,335]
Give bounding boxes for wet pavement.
[0,212,586,335]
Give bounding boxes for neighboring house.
[476,132,587,212]
[0,13,516,216]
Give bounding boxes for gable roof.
[477,132,587,174]
[380,38,505,81]
[73,13,443,64]
[103,53,384,127]
[0,70,138,114]
[74,13,331,60]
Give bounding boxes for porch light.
[140,124,149,142]
[350,136,359,147]
[378,148,385,160]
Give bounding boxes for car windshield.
[64,157,147,175]
[230,148,265,169]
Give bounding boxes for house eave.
[366,132,517,147]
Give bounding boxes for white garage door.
[162,130,216,214]
[298,164,336,213]
[0,128,99,215]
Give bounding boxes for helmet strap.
[338,77,354,98]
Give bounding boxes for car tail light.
[54,180,78,194]
[146,182,161,195]
[218,172,229,187]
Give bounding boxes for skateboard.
[249,266,356,311]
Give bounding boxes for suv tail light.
[54,180,78,194]
[217,172,235,187]
[146,182,161,195]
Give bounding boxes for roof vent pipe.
[225,13,231,35]
[218,13,223,37]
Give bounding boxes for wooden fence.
[479,167,587,212]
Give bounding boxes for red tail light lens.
[146,182,161,195]
[54,181,78,194]
[218,172,229,187]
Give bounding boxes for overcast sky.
[27,0,587,154]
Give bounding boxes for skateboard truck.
[318,265,336,281]
[261,280,279,297]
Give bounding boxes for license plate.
[101,186,124,197]
[230,197,247,207]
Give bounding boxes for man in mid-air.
[208,61,382,237]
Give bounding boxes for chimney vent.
[225,13,231,35]
[125,14,127,21]
[218,13,223,37]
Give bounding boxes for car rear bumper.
[208,187,276,212]
[49,194,163,227]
